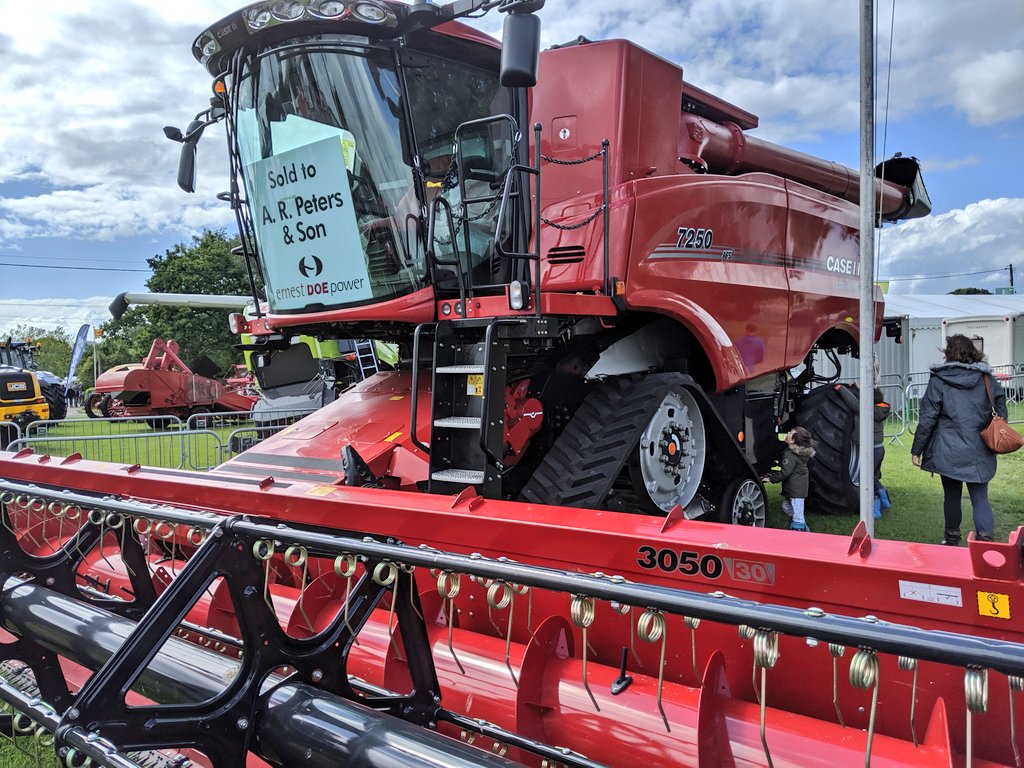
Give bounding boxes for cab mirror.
[500,12,541,87]
[177,143,197,193]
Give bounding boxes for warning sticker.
[466,374,484,397]
[898,580,963,607]
[977,591,1011,620]
[304,485,336,497]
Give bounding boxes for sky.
[0,0,1021,334]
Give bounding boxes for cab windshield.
[234,36,506,315]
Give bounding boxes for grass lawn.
[766,417,1024,543]
[0,740,58,767]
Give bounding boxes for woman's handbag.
[980,376,1023,454]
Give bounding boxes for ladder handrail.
[478,318,527,468]
[409,323,436,456]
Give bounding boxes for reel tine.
[486,580,518,688]
[252,539,276,614]
[753,630,780,768]
[638,608,669,732]
[1009,674,1023,768]
[738,624,759,702]
[850,649,880,768]
[571,595,599,713]
[335,554,361,646]
[405,564,423,622]
[437,570,465,675]
[830,643,847,728]
[373,560,403,661]
[898,655,918,746]
[285,546,314,633]
[685,616,701,683]
[964,667,989,768]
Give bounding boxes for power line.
[0,252,147,265]
[879,266,1010,282]
[0,262,148,273]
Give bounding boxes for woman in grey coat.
[911,334,1008,544]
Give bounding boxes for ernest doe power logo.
[298,255,323,278]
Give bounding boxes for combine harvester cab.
[10,2,1024,768]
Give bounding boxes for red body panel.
[220,371,431,489]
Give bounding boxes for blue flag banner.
[65,324,91,396]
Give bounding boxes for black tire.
[41,383,67,421]
[519,374,708,515]
[792,385,858,515]
[84,392,105,419]
[718,478,767,526]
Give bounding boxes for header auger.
[11,1,1024,767]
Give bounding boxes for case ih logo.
[298,255,323,278]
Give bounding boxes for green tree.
[104,229,259,374]
[949,287,992,295]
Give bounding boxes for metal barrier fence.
[5,378,1021,473]
[7,428,228,471]
[7,407,314,472]
[0,421,22,451]
[904,370,1024,436]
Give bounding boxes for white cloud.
[950,50,1024,126]
[881,198,1024,294]
[0,0,1019,262]
[0,297,113,335]
[923,156,981,173]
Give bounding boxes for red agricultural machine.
[7,2,1024,767]
[86,338,257,422]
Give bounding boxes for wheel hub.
[637,390,706,512]
[730,479,766,526]
[658,423,688,472]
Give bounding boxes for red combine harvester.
[86,338,257,422]
[5,2,1024,767]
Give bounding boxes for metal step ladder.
[426,322,514,496]
[354,339,379,379]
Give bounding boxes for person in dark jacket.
[764,426,816,532]
[911,334,1008,545]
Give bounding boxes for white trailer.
[941,313,1024,373]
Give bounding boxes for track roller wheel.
[718,478,767,526]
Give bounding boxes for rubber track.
[793,385,857,515]
[519,374,676,508]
